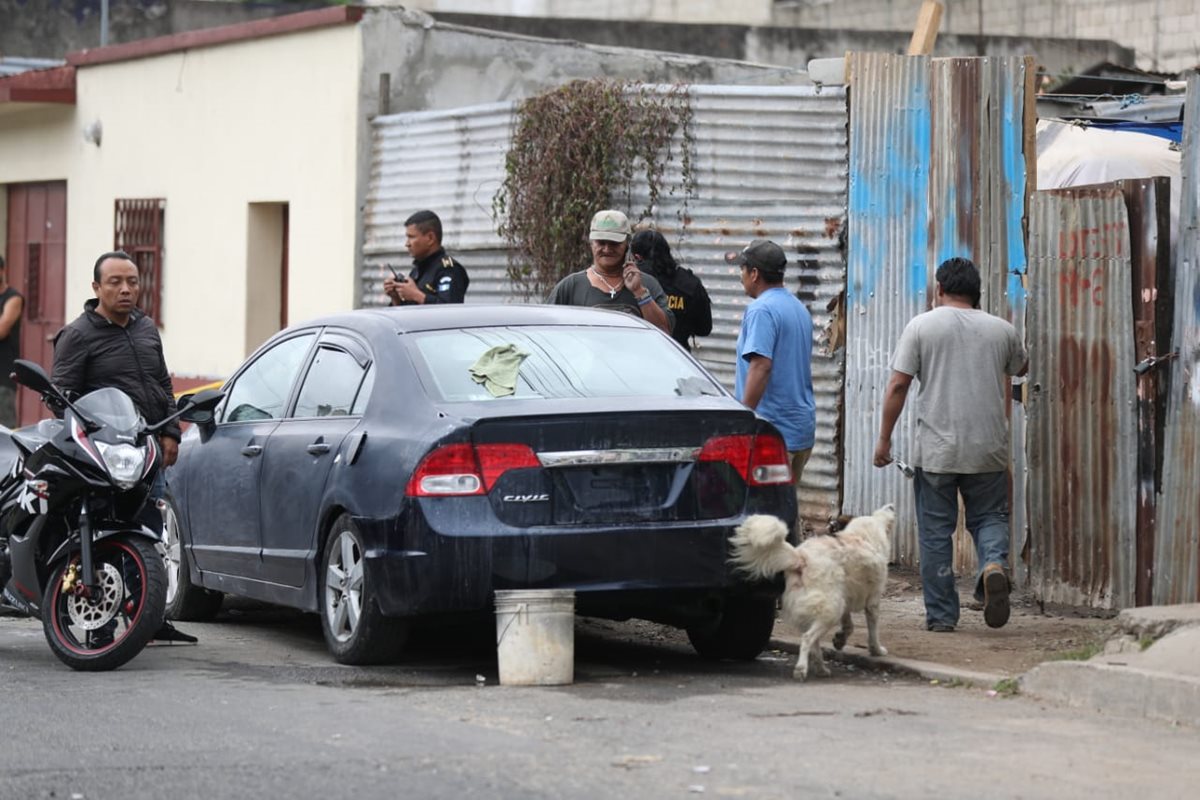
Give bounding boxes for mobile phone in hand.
[387,264,400,280]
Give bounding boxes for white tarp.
[1037,119,1181,251]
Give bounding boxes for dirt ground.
[775,564,1120,677]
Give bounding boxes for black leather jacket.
[51,299,180,441]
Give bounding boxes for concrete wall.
[404,0,774,25]
[361,9,808,115]
[436,13,1135,77]
[0,24,361,380]
[4,1,1143,79]
[773,0,1199,73]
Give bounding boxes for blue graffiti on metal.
[848,72,931,308]
[1001,74,1028,308]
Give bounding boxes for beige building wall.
[0,23,361,380]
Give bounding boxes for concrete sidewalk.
[1020,604,1200,727]
[769,604,1200,728]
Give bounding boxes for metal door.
[5,181,67,426]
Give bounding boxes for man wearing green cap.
[545,209,673,335]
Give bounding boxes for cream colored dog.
[730,505,895,681]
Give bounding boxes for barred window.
[114,198,166,325]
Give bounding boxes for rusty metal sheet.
[1026,187,1137,609]
[1154,73,1200,605]
[843,53,1032,575]
[1116,178,1173,606]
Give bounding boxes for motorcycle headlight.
[94,442,147,489]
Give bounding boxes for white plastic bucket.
[494,589,575,686]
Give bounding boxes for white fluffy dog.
[730,505,895,681]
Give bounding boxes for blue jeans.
[913,469,1010,628]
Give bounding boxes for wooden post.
[907,0,944,56]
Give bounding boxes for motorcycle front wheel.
[42,535,167,671]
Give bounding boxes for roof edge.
[66,5,363,68]
[0,65,77,106]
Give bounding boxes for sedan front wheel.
[320,514,407,665]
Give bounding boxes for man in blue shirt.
[730,239,816,489]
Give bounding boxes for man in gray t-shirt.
[873,257,1027,633]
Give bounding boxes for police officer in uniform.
[630,230,711,351]
[384,210,470,305]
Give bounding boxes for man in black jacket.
[382,210,469,305]
[51,250,195,643]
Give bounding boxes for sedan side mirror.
[178,388,225,426]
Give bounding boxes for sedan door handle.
[241,444,263,457]
[306,443,331,455]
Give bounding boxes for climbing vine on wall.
[493,79,695,298]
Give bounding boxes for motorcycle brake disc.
[66,562,125,631]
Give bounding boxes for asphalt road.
[1,604,1197,800]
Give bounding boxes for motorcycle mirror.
[12,359,52,394]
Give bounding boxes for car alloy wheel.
[160,498,182,607]
[319,515,406,665]
[324,527,364,643]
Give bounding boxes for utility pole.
[101,0,110,47]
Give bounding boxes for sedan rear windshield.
[410,325,724,402]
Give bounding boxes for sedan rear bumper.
[355,516,779,619]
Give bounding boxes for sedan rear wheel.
[686,594,777,661]
[320,514,407,665]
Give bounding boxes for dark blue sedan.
[163,305,797,664]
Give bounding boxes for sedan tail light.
[698,433,793,486]
[406,443,541,496]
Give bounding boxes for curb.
[768,637,1005,688]
[1020,661,1200,728]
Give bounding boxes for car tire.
[686,594,777,661]
[161,492,224,622]
[320,514,407,665]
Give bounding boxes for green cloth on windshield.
[469,344,530,397]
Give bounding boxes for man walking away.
[0,255,25,429]
[873,256,1027,633]
[729,239,816,494]
[383,210,469,305]
[52,251,197,644]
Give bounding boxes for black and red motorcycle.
[0,359,222,671]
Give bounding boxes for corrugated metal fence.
[842,54,1033,573]
[1155,73,1200,605]
[1026,187,1138,608]
[361,85,850,530]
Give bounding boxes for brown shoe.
[982,563,1010,629]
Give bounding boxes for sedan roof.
[300,304,655,335]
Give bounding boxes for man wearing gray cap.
[545,209,673,335]
[729,239,816,489]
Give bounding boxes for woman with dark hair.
[630,230,712,351]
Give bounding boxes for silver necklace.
[590,266,623,299]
